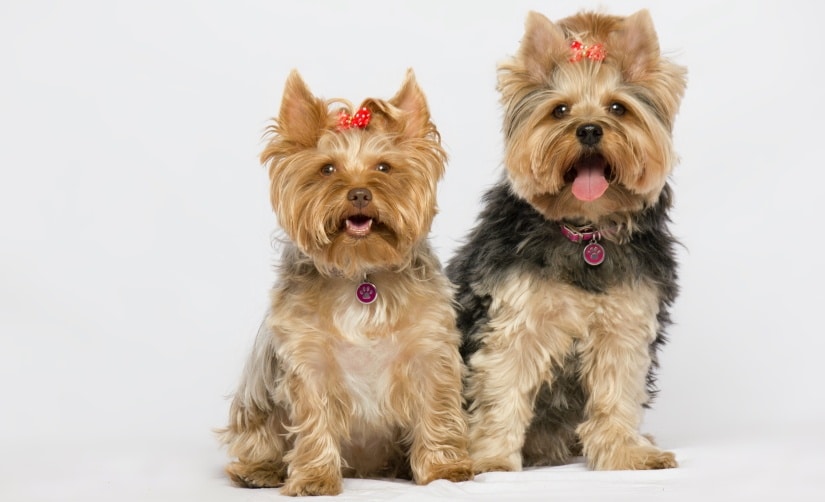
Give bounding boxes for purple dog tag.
[356,282,377,304]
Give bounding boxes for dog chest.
[489,273,661,342]
[334,335,399,422]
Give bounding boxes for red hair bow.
[337,107,371,130]
[569,41,606,63]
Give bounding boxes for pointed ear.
[518,11,569,82]
[611,10,661,82]
[385,68,432,139]
[276,70,327,146]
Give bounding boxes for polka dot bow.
[569,41,606,62]
[337,107,371,130]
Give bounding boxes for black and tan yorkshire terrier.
[447,10,687,472]
[219,70,473,496]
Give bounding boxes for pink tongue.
[571,160,609,201]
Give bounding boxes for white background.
[2,1,823,500]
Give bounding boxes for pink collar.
[559,223,602,243]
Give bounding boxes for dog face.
[260,70,446,278]
[498,10,687,224]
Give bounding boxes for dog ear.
[360,69,434,140]
[610,10,661,83]
[610,10,687,125]
[276,70,327,146]
[388,69,433,139]
[518,11,569,82]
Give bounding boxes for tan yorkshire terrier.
[219,70,473,495]
[447,10,687,472]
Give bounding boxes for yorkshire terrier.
[219,70,473,496]
[447,10,687,472]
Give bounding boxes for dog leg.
[398,340,474,484]
[576,314,676,470]
[220,392,289,488]
[280,370,351,496]
[465,327,567,473]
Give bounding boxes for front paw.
[470,455,520,474]
[590,445,677,470]
[417,457,475,484]
[225,460,285,488]
[281,471,342,496]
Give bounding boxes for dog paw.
[591,445,677,470]
[470,455,519,474]
[418,458,475,484]
[636,448,678,470]
[225,460,285,488]
[280,473,342,496]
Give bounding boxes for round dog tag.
[356,282,377,304]
[583,242,605,266]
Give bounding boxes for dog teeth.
[345,217,373,236]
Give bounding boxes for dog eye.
[552,105,569,119]
[320,164,336,176]
[609,103,626,116]
[375,163,391,173]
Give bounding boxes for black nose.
[347,188,372,209]
[576,124,603,146]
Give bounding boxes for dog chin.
[315,231,406,278]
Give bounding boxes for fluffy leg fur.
[463,286,578,473]
[393,336,473,483]
[222,403,290,488]
[574,285,676,470]
[279,372,351,496]
[218,328,291,488]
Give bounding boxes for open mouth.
[344,214,374,237]
[564,154,613,202]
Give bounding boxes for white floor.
[4,428,823,502]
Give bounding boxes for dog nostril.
[347,188,372,208]
[576,124,603,146]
